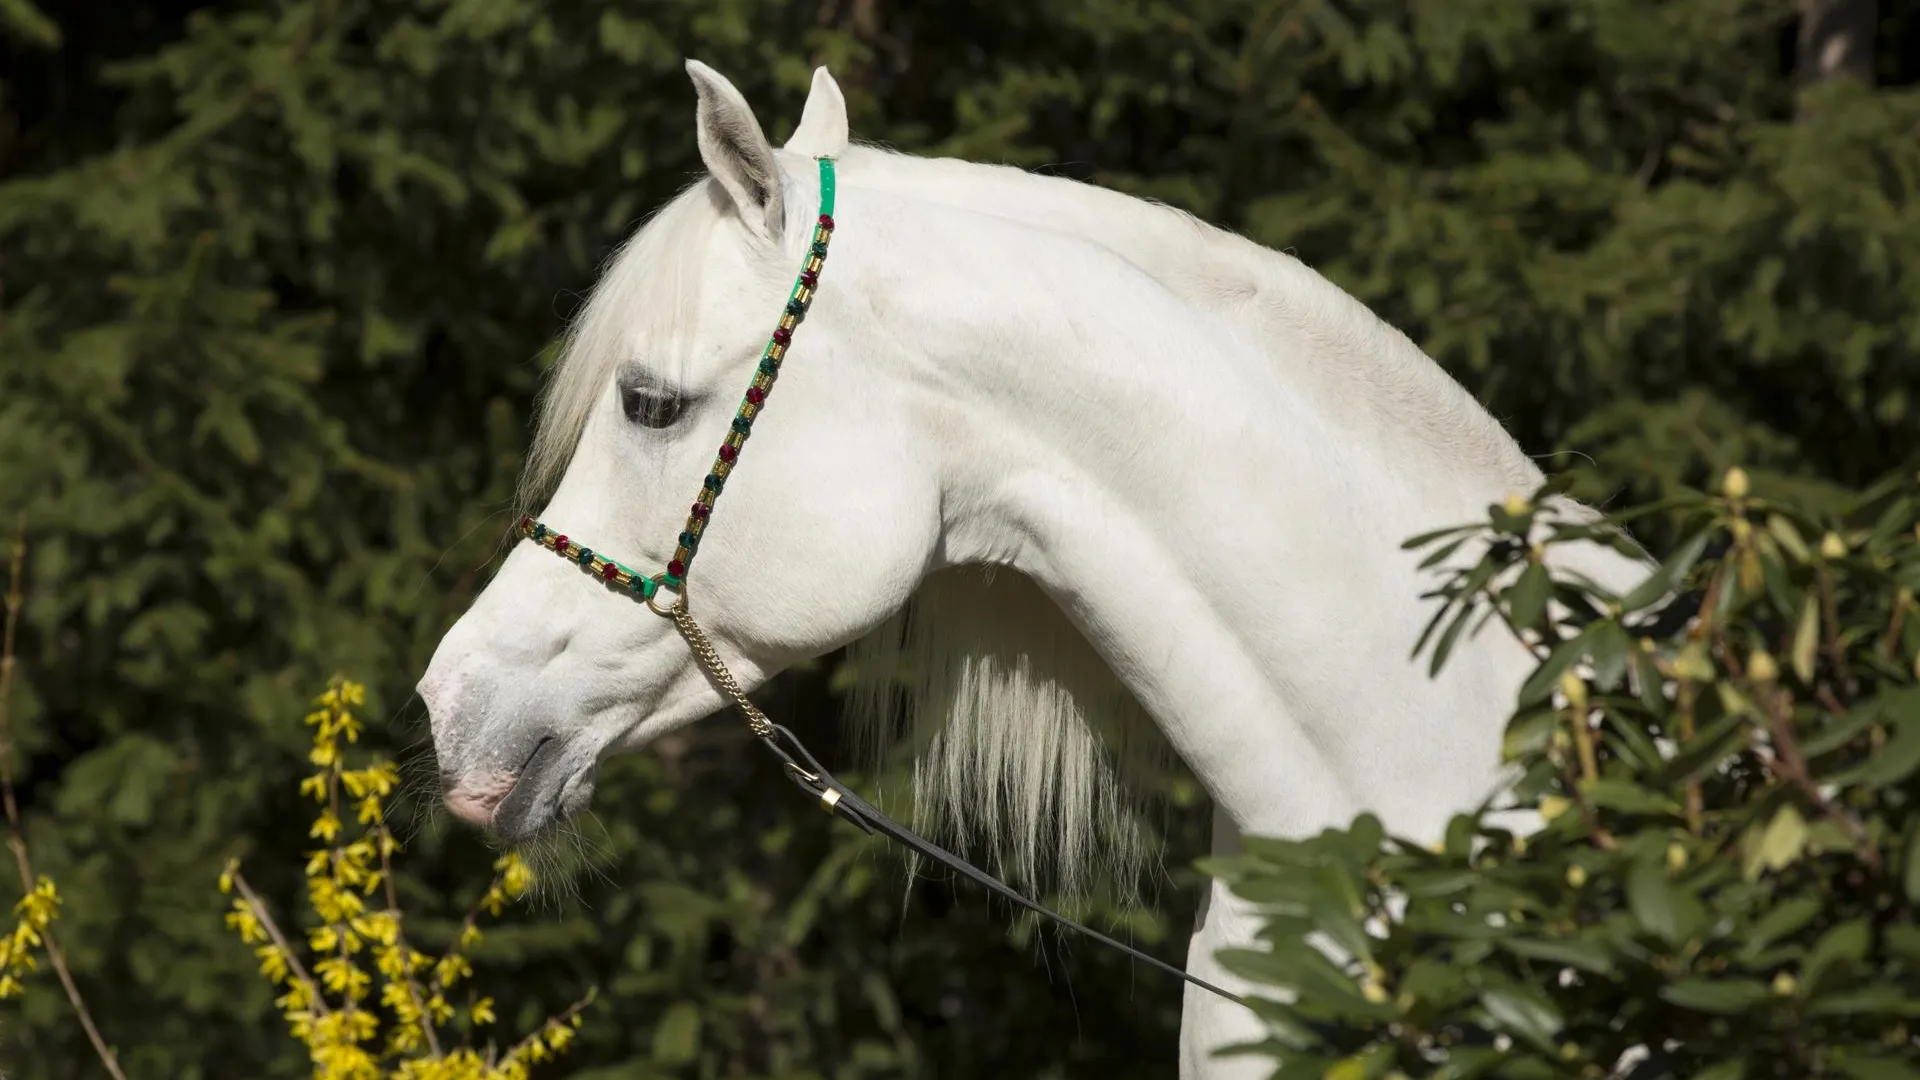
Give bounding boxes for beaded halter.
[504,156,1247,1011]
[516,155,839,610]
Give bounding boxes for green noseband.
[517,156,838,609]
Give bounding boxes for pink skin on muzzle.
[441,773,517,828]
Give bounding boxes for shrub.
[1208,469,1920,1079]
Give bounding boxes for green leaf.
[1743,804,1809,881]
[1658,712,1750,786]
[1478,985,1564,1054]
[0,0,61,49]
[1833,1052,1920,1080]
[1431,1048,1507,1080]
[1806,985,1920,1018]
[1802,918,1870,994]
[1324,1044,1398,1080]
[1307,887,1375,968]
[1738,896,1823,962]
[1629,645,1667,712]
[1887,925,1920,964]
[1497,936,1617,976]
[1627,850,1683,944]
[1507,560,1551,629]
[1622,529,1711,612]
[1659,976,1770,1014]
[1403,523,1478,550]
[1418,534,1475,571]
[1692,1062,1748,1080]
[1831,710,1920,788]
[1518,624,1600,706]
[1216,945,1371,1009]
[1503,709,1561,760]
[1581,778,1680,817]
[1767,514,1811,562]
[1242,995,1334,1052]
[1431,597,1480,676]
[1791,592,1820,684]
[651,1001,702,1066]
[1581,621,1632,692]
[1801,694,1897,757]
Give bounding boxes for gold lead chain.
[669,606,774,738]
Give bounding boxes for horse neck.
[856,187,1601,847]
[849,149,1548,498]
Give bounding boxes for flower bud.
[1748,649,1779,684]
[1566,864,1588,888]
[1722,467,1749,499]
[1821,532,1847,559]
[1560,670,1589,711]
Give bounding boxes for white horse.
[418,61,1654,1077]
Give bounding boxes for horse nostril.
[519,735,554,771]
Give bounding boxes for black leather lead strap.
[754,723,1251,1009]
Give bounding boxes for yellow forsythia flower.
[216,676,590,1078]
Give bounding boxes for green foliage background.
[1212,472,1920,1078]
[1,0,1915,1076]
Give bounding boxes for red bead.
[800,270,818,287]
[690,502,710,519]
[718,444,738,463]
[519,514,533,531]
[772,327,791,345]
[601,563,618,582]
[819,214,834,229]
[668,559,686,578]
[746,387,766,404]
[553,535,569,554]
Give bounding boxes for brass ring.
[645,573,687,618]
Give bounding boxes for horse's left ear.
[785,66,849,158]
[686,59,784,241]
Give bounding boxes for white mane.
[522,143,1553,904]
[520,179,718,505]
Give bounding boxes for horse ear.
[785,66,849,158]
[685,59,784,241]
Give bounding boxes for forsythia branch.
[218,676,596,1079]
[0,517,130,1080]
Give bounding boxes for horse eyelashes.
[621,385,685,429]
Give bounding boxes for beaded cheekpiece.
[515,156,837,606]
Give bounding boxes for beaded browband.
[516,156,838,606]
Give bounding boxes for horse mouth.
[489,735,597,841]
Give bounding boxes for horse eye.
[621,385,685,429]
